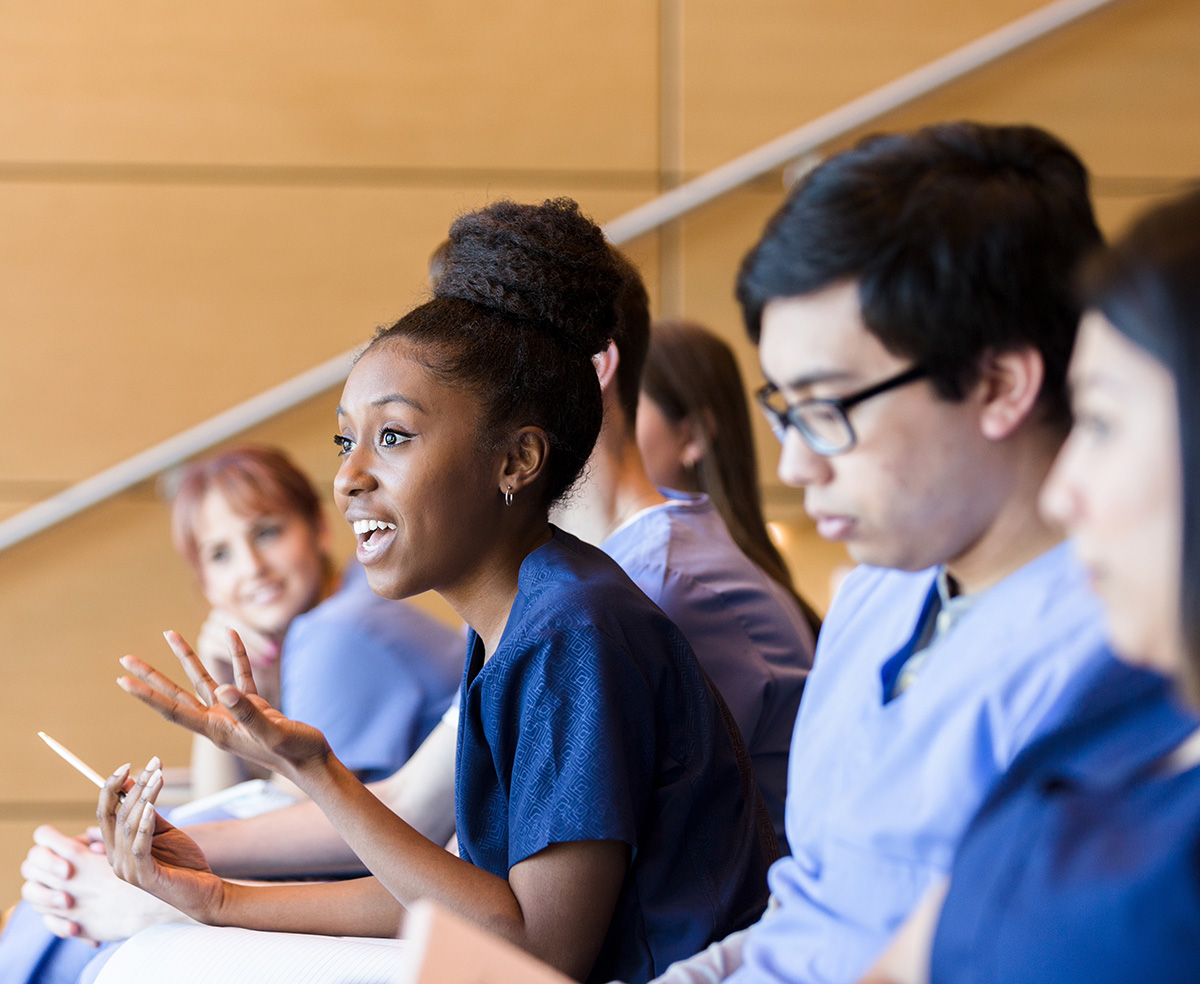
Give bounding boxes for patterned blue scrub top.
[932,655,1200,984]
[455,527,774,984]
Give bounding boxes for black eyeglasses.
[756,365,929,456]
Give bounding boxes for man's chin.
[844,540,925,572]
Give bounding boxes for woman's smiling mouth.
[351,519,398,559]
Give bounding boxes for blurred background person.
[637,319,822,637]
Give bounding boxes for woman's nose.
[1039,460,1080,530]
[240,540,270,576]
[334,445,377,499]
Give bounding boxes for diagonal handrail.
[0,0,1122,552]
[604,0,1122,242]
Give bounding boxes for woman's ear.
[977,346,1046,441]
[498,426,551,498]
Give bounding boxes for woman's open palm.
[117,629,331,778]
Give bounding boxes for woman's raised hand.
[96,759,224,923]
[117,629,331,780]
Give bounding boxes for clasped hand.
[117,628,331,779]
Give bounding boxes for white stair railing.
[0,0,1123,552]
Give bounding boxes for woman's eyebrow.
[336,393,426,416]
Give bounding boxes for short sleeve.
[486,624,659,869]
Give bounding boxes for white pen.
[38,730,108,789]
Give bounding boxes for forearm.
[211,875,406,938]
[188,796,367,878]
[296,757,537,944]
[188,729,457,880]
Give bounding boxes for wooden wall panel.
[0,494,204,798]
[864,0,1200,179]
[0,183,655,486]
[680,0,1200,178]
[680,0,1050,172]
[0,0,659,172]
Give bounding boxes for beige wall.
[2,0,1199,906]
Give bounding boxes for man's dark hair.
[608,246,652,427]
[736,122,1102,428]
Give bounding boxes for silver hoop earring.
[504,485,514,507]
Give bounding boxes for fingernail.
[216,686,238,708]
[144,756,161,772]
[114,763,130,778]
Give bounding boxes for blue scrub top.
[932,656,1200,984]
[455,527,773,984]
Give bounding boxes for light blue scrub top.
[602,490,815,851]
[729,542,1112,984]
[282,561,463,782]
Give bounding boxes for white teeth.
[352,520,397,535]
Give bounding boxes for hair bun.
[434,198,620,358]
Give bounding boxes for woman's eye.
[333,434,354,456]
[380,428,412,448]
[208,547,229,564]
[255,524,282,543]
[1072,411,1112,441]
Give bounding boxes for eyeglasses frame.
[756,364,930,456]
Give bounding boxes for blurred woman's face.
[194,489,327,639]
[1040,311,1185,677]
[636,393,700,493]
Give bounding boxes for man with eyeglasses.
[645,122,1115,984]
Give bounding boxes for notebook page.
[93,924,409,984]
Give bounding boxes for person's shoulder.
[519,527,655,620]
[504,528,687,664]
[287,561,462,660]
[825,563,936,623]
[606,492,765,591]
[601,498,676,568]
[1012,542,1105,629]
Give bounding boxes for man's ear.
[977,347,1045,441]
[498,426,551,500]
[593,341,620,395]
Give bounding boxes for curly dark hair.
[366,198,622,506]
